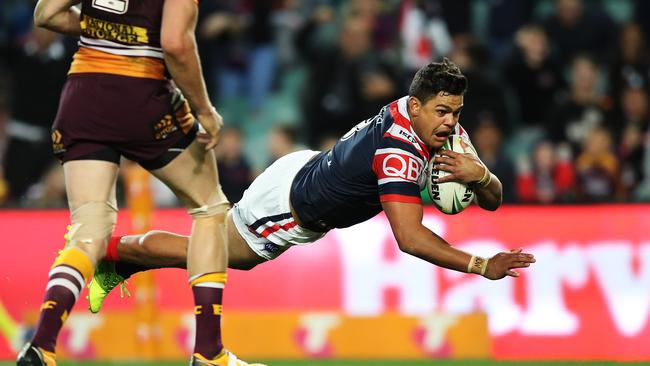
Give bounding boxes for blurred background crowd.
[0,0,649,208]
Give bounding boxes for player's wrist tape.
[476,166,492,188]
[467,255,488,276]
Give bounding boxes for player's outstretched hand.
[433,140,485,184]
[196,106,223,150]
[483,248,535,280]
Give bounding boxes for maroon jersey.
[69,0,197,80]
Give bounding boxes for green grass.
[3,361,649,366]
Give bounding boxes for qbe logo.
[381,153,423,182]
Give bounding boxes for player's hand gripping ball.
[427,134,478,214]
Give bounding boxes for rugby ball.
[427,134,476,215]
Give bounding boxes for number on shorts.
[92,0,129,14]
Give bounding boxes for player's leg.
[109,212,264,270]
[86,230,188,314]
[110,231,189,269]
[88,211,267,313]
[87,150,323,321]
[148,138,238,364]
[18,160,119,365]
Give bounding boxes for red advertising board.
[1,206,649,360]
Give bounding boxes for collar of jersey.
[391,96,430,159]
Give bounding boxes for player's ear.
[408,96,421,116]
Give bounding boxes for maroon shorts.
[51,73,198,170]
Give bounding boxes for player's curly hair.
[408,58,467,102]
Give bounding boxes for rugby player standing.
[18,1,260,365]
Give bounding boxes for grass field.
[2,361,649,365]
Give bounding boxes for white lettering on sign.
[298,313,341,353]
[417,313,459,352]
[337,215,445,315]
[336,216,650,338]
[442,240,523,335]
[588,242,650,336]
[64,314,103,354]
[518,242,588,335]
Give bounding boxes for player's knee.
[68,201,117,261]
[187,186,230,221]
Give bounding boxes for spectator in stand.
[607,23,650,102]
[341,0,399,55]
[615,87,649,199]
[24,161,66,208]
[267,124,299,166]
[485,0,536,62]
[0,25,71,205]
[399,0,452,86]
[517,141,575,204]
[503,24,565,127]
[575,126,621,202]
[215,127,253,204]
[547,54,610,152]
[472,114,517,203]
[634,0,650,43]
[448,34,508,135]
[298,14,398,147]
[198,0,281,112]
[243,0,281,112]
[543,0,617,66]
[196,0,239,99]
[0,0,34,45]
[273,0,308,72]
[318,135,339,152]
[438,0,472,37]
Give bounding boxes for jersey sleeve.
[372,139,426,204]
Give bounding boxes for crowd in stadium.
[0,0,649,207]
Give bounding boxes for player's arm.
[471,169,502,211]
[161,0,222,150]
[33,0,81,36]
[382,200,534,279]
[434,141,502,211]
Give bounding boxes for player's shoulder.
[378,97,429,161]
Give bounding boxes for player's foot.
[190,349,266,366]
[87,261,130,314]
[16,343,56,366]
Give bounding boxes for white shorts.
[231,150,326,260]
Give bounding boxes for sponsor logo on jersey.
[384,123,424,154]
[81,15,148,44]
[398,129,417,144]
[374,148,424,184]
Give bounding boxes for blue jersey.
[291,96,445,231]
